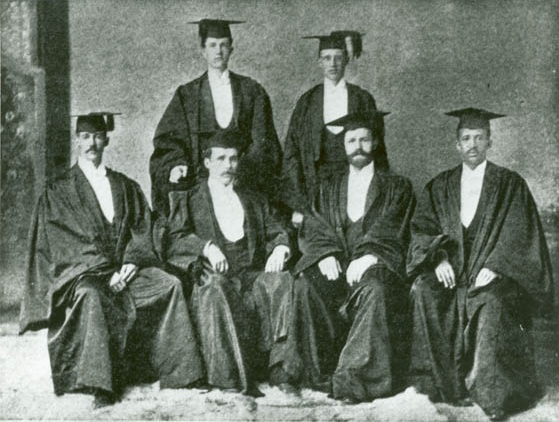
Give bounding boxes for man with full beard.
[269,112,415,402]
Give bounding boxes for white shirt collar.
[462,160,487,179]
[78,158,107,178]
[324,77,347,92]
[349,160,375,178]
[207,176,234,193]
[208,68,230,85]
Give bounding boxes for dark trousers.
[48,267,204,395]
[270,265,409,402]
[409,272,541,414]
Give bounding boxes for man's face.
[76,131,108,166]
[204,147,239,186]
[456,128,491,169]
[318,49,348,84]
[202,37,233,71]
[344,127,376,169]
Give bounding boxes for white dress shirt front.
[324,78,348,135]
[347,161,375,222]
[78,158,114,223]
[207,178,245,242]
[460,160,487,228]
[208,68,234,129]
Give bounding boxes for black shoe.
[488,410,507,421]
[184,379,212,391]
[454,397,474,407]
[244,384,265,398]
[277,382,301,396]
[93,389,116,409]
[313,380,332,394]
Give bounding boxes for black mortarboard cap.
[73,112,121,133]
[188,19,244,40]
[330,30,364,58]
[303,34,346,53]
[201,129,248,153]
[326,111,390,132]
[445,107,506,131]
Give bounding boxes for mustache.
[348,149,372,158]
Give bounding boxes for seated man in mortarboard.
[19,113,204,408]
[281,30,384,229]
[150,19,281,217]
[270,112,415,402]
[407,108,553,421]
[166,129,293,397]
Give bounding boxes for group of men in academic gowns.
[19,17,553,421]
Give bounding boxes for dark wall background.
[69,0,559,213]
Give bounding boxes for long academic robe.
[19,165,204,395]
[150,71,281,216]
[271,170,415,402]
[281,83,380,213]
[407,161,553,416]
[166,183,293,393]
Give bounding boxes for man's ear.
[203,157,210,169]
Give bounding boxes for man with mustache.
[281,31,384,229]
[270,112,415,402]
[407,108,553,421]
[20,113,204,408]
[166,129,293,397]
[150,19,281,217]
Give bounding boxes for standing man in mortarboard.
[407,108,553,421]
[165,129,293,397]
[150,19,281,217]
[19,113,204,408]
[270,112,415,402]
[281,31,384,229]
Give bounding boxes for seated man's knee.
[151,267,183,291]
[293,273,314,296]
[73,277,104,303]
[410,272,439,299]
[200,271,230,290]
[359,267,392,296]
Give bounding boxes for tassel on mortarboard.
[330,30,364,59]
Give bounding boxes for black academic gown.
[271,170,415,402]
[19,166,204,395]
[150,71,281,216]
[281,83,380,213]
[407,161,553,416]
[166,182,293,393]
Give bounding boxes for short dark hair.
[202,146,242,160]
[318,48,348,59]
[456,127,491,139]
[201,35,233,48]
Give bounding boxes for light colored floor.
[1,322,557,421]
